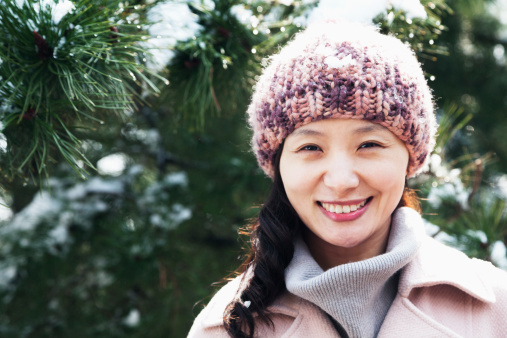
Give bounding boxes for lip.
[318,197,371,222]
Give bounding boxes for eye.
[359,142,382,149]
[298,144,321,152]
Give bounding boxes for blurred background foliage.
[0,0,506,337]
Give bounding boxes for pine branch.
[0,0,165,181]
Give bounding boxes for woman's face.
[280,118,409,257]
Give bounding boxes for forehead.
[289,119,391,138]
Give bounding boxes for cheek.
[281,161,304,198]
[368,157,407,203]
[280,157,318,208]
[360,152,405,183]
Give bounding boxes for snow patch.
[150,214,163,226]
[0,133,7,153]
[427,179,470,210]
[16,0,77,25]
[48,223,69,244]
[0,197,12,222]
[164,172,188,187]
[325,54,357,69]
[97,153,128,176]
[307,0,387,25]
[146,0,205,71]
[494,174,507,199]
[466,230,488,244]
[389,0,427,20]
[423,218,440,236]
[0,265,16,288]
[95,270,114,287]
[297,0,426,27]
[123,309,140,327]
[169,203,192,225]
[491,241,507,270]
[5,192,62,232]
[278,0,295,6]
[85,177,124,195]
[230,5,253,25]
[429,153,447,177]
[52,0,76,24]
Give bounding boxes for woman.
[188,21,507,338]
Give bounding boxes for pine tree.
[0,1,505,337]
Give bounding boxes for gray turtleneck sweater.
[284,207,423,338]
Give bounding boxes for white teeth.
[321,200,367,214]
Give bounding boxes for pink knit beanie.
[247,21,437,178]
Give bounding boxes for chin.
[325,236,365,249]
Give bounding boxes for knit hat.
[247,21,437,178]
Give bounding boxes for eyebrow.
[352,124,387,134]
[290,128,323,137]
[291,122,388,138]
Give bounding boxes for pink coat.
[188,236,507,337]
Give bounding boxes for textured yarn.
[285,208,423,338]
[247,21,437,178]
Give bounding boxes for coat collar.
[398,235,496,303]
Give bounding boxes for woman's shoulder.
[187,274,339,337]
[386,236,507,336]
[402,235,507,312]
[426,235,507,279]
[187,275,243,338]
[404,235,507,295]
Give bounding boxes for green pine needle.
[0,0,164,180]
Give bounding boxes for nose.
[322,154,360,192]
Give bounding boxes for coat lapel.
[272,293,340,338]
[378,296,463,337]
[378,236,496,337]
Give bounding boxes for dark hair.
[223,145,420,338]
[223,145,303,337]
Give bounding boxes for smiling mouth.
[318,197,372,214]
